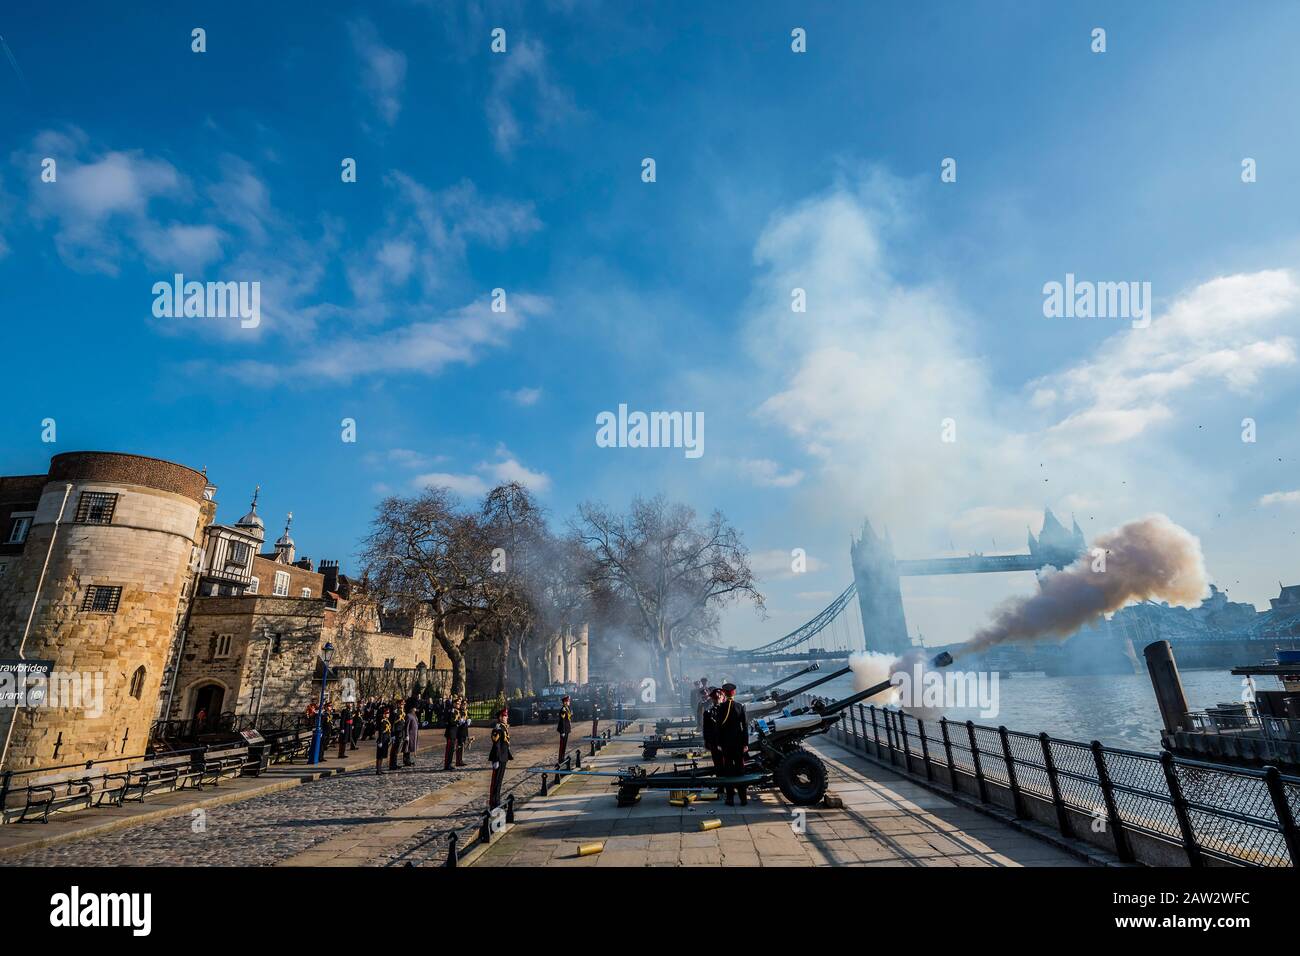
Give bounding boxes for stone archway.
[189,681,227,730]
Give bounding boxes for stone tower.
[0,452,209,770]
[850,519,912,656]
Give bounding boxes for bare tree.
[358,488,488,697]
[480,482,549,697]
[574,495,764,693]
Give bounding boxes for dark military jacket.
[701,703,719,748]
[489,722,513,764]
[714,697,748,748]
[556,704,572,737]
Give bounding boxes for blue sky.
[4,1,1300,648]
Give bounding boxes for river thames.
[814,668,1265,752]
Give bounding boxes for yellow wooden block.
[577,842,605,857]
[700,818,723,832]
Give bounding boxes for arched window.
[129,665,147,700]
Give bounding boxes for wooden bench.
[265,730,314,764]
[122,755,202,802]
[12,766,129,823]
[196,746,250,787]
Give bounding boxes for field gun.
[745,665,852,720]
[735,663,820,702]
[607,674,904,806]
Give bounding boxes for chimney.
[320,559,340,595]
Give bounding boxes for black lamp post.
[308,641,334,764]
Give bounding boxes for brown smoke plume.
[955,514,1208,658]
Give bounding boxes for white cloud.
[229,293,550,384]
[410,449,551,498]
[1260,490,1300,506]
[412,472,489,497]
[485,39,575,156]
[135,222,226,271]
[506,386,543,406]
[738,457,804,488]
[347,173,540,308]
[750,549,826,580]
[744,177,1300,574]
[483,456,551,492]
[350,19,407,126]
[1032,270,1300,447]
[20,130,187,273]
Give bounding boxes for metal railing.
[804,695,1300,868]
[1186,710,1300,742]
[0,744,224,823]
[387,711,640,867]
[150,711,314,742]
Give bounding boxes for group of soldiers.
[697,681,751,805]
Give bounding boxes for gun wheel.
[774,748,828,806]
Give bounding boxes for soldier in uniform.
[455,699,470,767]
[556,694,573,766]
[488,708,514,809]
[375,707,392,776]
[442,697,458,770]
[716,682,749,806]
[701,686,725,798]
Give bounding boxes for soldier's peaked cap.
[721,682,737,694]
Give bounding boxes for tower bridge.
[683,508,1086,667]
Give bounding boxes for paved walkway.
[470,728,1092,867]
[1,724,571,866]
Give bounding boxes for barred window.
[214,634,233,658]
[75,492,118,525]
[82,585,122,613]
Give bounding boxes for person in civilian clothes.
[556,695,573,766]
[375,708,392,775]
[488,708,513,809]
[403,703,419,766]
[716,683,749,806]
[455,700,470,767]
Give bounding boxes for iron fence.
[807,695,1300,868]
[1187,710,1300,742]
[150,711,313,742]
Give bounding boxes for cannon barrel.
[746,663,819,697]
[772,665,852,703]
[815,677,898,716]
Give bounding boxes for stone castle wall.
[0,457,206,771]
[175,598,442,718]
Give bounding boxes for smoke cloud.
[848,651,904,705]
[956,513,1208,658]
[848,649,949,720]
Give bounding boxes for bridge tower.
[850,519,912,656]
